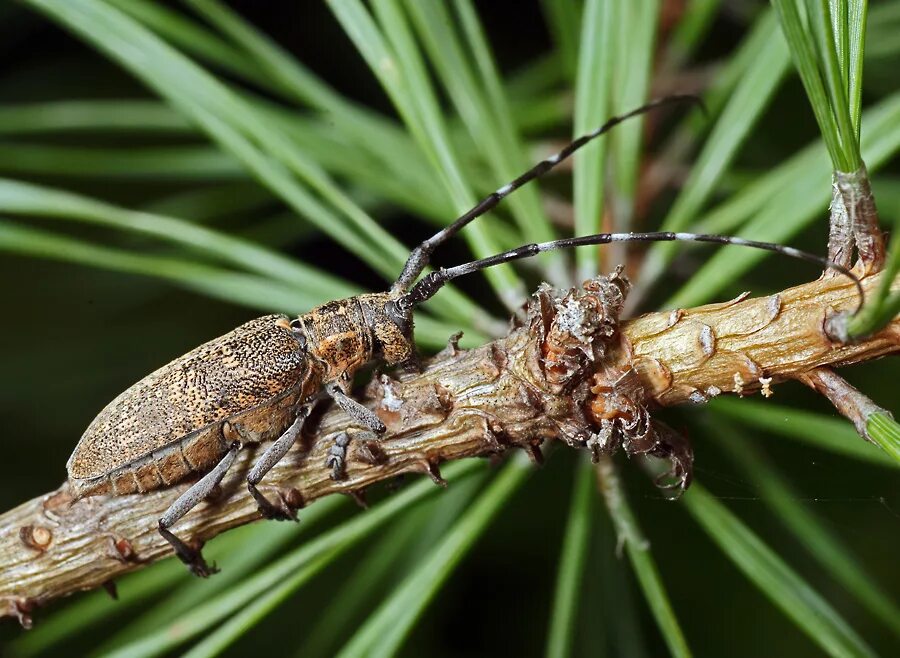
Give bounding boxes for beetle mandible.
[66,96,862,576]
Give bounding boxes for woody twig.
[0,270,897,626]
[798,367,894,444]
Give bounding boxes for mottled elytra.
[67,96,862,577]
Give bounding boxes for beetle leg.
[325,431,352,480]
[247,410,308,521]
[324,383,385,481]
[158,441,240,577]
[399,350,424,375]
[326,382,386,434]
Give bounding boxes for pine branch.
[1,270,897,626]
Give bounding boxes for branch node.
[278,486,306,512]
[3,598,34,629]
[107,536,140,564]
[346,489,368,509]
[441,331,464,357]
[19,524,53,553]
[101,580,118,601]
[355,439,388,466]
[420,459,448,488]
[824,309,853,344]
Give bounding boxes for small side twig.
[797,367,892,443]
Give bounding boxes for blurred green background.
[0,1,898,656]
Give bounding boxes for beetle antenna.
[398,232,865,314]
[392,94,704,293]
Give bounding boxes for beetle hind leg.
[158,441,241,577]
[246,409,308,521]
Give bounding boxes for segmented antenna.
[392,95,704,292]
[399,231,865,312]
[391,94,864,315]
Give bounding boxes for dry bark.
[828,166,886,273]
[1,270,897,626]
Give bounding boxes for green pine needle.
[684,483,876,658]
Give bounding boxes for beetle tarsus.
[248,482,299,522]
[399,351,424,374]
[323,382,384,480]
[158,522,218,578]
[326,432,352,481]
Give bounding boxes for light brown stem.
[1,272,897,625]
[604,270,899,406]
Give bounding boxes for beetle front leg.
[398,350,424,375]
[325,381,386,434]
[325,432,352,480]
[325,382,386,480]
[246,409,308,521]
[159,441,241,577]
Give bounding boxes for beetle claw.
[187,555,219,578]
[257,501,299,522]
[248,483,299,522]
[262,508,298,523]
[159,523,219,577]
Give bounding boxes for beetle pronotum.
[66,96,862,576]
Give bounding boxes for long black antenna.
[398,231,865,313]
[392,95,704,293]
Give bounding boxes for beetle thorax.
[297,292,414,380]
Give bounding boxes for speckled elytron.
[68,314,309,496]
[67,97,860,577]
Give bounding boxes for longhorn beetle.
[66,96,863,576]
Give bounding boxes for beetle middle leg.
[158,441,240,577]
[246,409,309,521]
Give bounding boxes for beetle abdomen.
[70,384,305,497]
[71,422,227,497]
[67,314,313,495]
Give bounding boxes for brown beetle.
[67,96,861,576]
[68,292,414,576]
